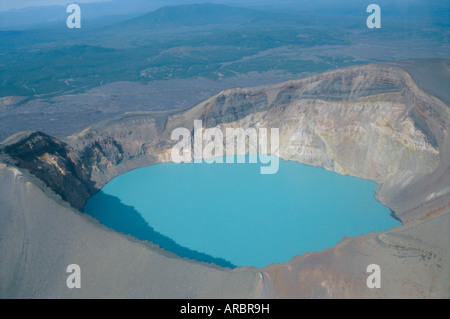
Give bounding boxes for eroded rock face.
[62,63,445,220]
[1,132,98,210]
[0,61,448,298]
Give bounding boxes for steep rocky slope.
[0,61,448,298]
[1,132,98,210]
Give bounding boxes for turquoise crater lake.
[84,156,401,268]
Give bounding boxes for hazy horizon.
[0,0,111,11]
[3,0,449,11]
[1,0,448,31]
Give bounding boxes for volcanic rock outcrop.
[0,60,448,298]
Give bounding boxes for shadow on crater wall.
[84,191,236,269]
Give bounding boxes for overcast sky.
[0,0,111,11]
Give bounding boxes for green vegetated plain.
[0,4,357,99]
[0,3,447,100]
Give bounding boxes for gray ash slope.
[0,60,448,298]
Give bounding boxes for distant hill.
[1,0,448,30]
[114,3,285,30]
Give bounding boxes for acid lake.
[84,156,401,268]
